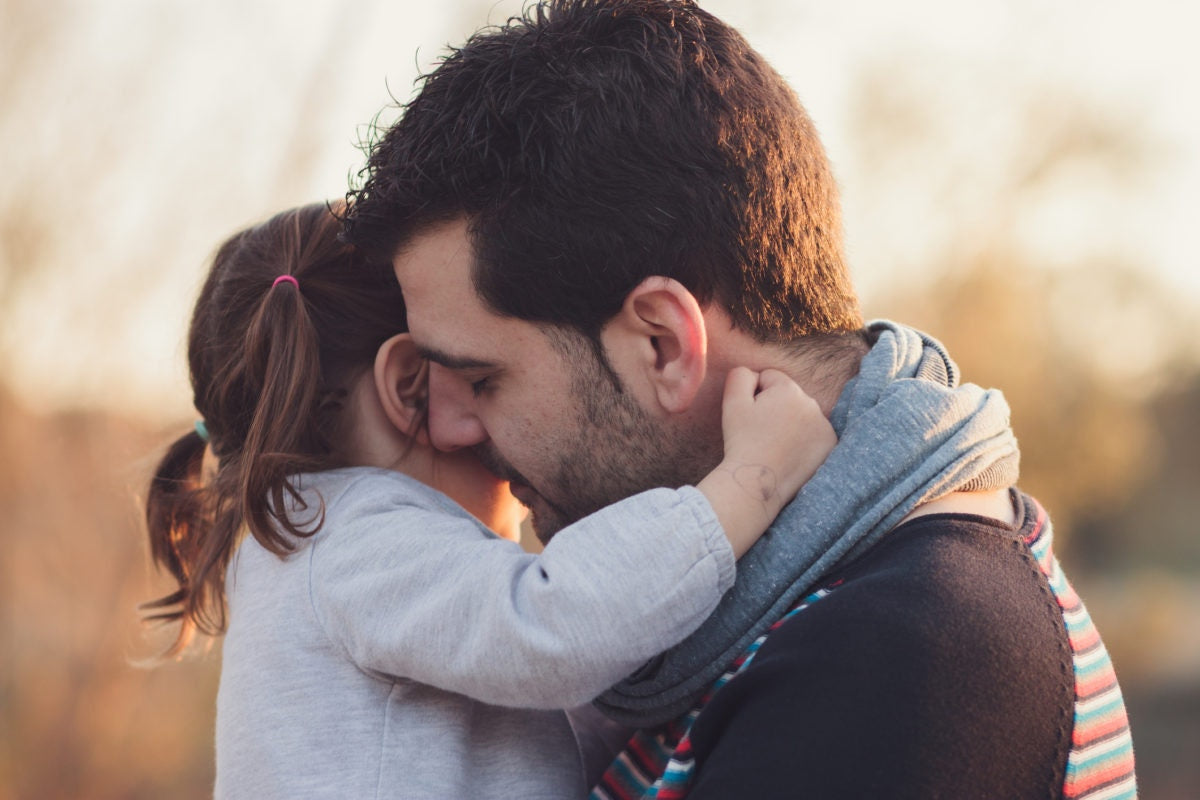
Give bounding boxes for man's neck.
[703,310,869,418]
[898,489,1018,528]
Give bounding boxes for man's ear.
[373,333,430,444]
[606,276,707,413]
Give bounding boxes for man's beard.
[475,342,721,543]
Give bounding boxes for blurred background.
[1,0,1197,797]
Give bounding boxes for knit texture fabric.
[590,585,839,800]
[591,493,1137,800]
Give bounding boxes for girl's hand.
[720,366,835,506]
[697,367,836,558]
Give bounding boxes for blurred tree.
[0,388,219,799]
[845,58,1194,549]
[0,0,360,418]
[1074,373,1200,570]
[893,256,1165,544]
[2,4,1196,797]
[845,56,1200,797]
[0,0,68,313]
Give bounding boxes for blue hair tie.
[194,420,210,443]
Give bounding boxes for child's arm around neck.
[697,367,836,558]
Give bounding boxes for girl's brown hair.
[142,201,407,655]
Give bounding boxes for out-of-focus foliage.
[0,0,68,313]
[850,57,1200,798]
[0,389,220,799]
[1,3,1196,799]
[847,57,1193,544]
[895,258,1163,541]
[1078,376,1200,570]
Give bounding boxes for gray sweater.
[215,467,733,799]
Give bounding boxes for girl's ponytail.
[140,201,408,656]
[141,275,326,656]
[238,276,326,553]
[141,428,214,655]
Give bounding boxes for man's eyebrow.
[416,345,497,371]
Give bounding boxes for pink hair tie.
[272,274,299,290]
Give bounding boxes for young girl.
[143,201,834,799]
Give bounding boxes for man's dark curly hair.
[344,0,862,347]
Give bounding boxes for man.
[344,1,1136,797]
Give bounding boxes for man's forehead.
[393,248,506,369]
[392,218,552,370]
[392,218,474,284]
[391,221,479,331]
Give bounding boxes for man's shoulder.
[757,510,1071,675]
[684,509,1076,798]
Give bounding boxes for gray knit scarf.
[595,320,1021,725]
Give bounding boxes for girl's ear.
[373,333,430,445]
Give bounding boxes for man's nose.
[425,362,489,451]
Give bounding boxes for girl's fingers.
[724,365,760,409]
[754,367,792,395]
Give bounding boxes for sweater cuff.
[675,484,737,594]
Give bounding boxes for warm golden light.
[1,1,1196,796]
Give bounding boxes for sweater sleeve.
[308,478,734,709]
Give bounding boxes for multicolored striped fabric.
[1023,501,1138,800]
[590,586,839,800]
[591,498,1136,800]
